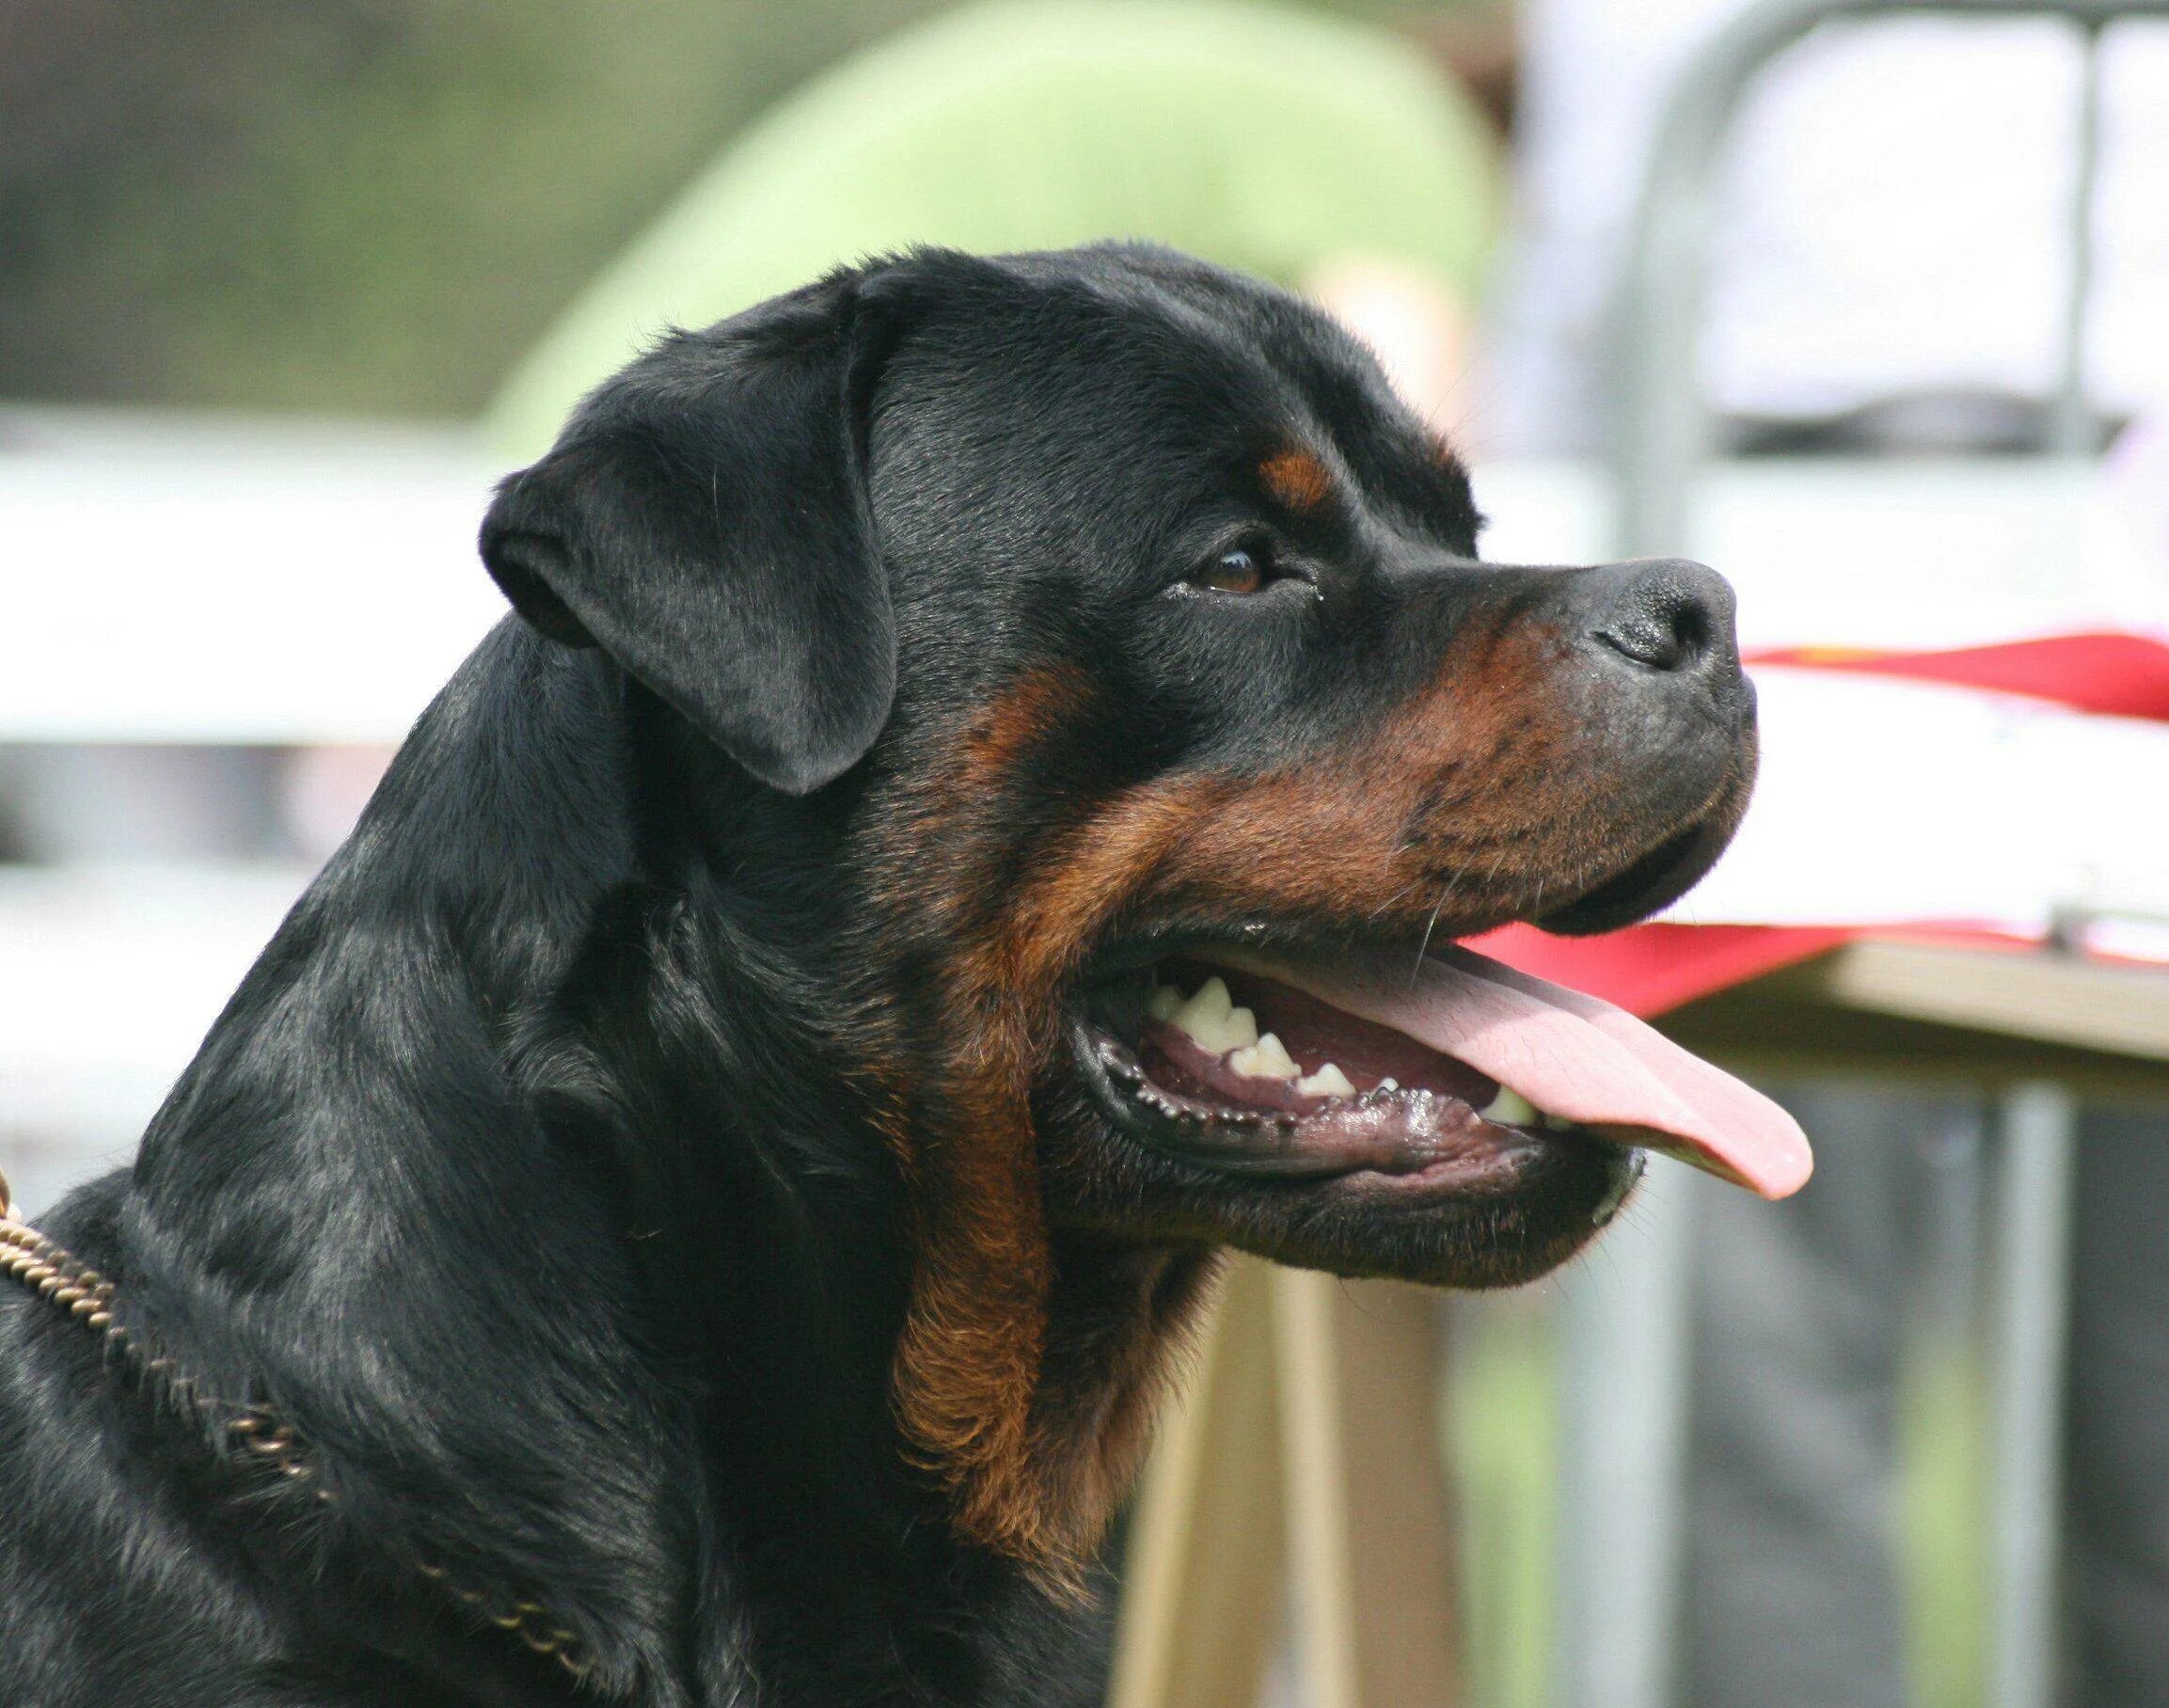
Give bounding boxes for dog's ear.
[480,272,902,795]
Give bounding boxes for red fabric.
[1465,923,1854,1019]
[1467,921,2134,1019]
[1745,631,2169,722]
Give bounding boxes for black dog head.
[481,245,1764,1573]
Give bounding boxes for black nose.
[1577,558,1738,676]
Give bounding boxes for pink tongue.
[1215,943,1813,1200]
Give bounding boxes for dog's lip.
[1076,1021,1598,1193]
[1534,756,1756,937]
[1531,815,1728,937]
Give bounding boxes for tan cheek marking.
[961,663,1089,777]
[1259,446,1334,512]
[872,663,1129,1578]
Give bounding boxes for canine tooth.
[1295,1063,1356,1099]
[1378,1077,1399,1092]
[1228,1032,1300,1082]
[1171,977,1259,1053]
[1146,984,1182,1022]
[1480,1087,1538,1126]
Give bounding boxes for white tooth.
[1480,1087,1538,1126]
[1146,984,1182,1022]
[1172,977,1263,1053]
[1171,977,1231,1046]
[1296,1063,1356,1099]
[1184,975,1231,1023]
[1229,1032,1300,1082]
[1378,1077,1400,1092]
[1186,1006,1259,1053]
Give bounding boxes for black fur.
[481,270,906,795]
[0,245,1755,1704]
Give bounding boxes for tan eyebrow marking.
[1259,445,1334,512]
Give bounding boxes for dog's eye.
[1195,548,1267,595]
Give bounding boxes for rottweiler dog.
[0,245,1807,1706]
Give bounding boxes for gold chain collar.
[0,1165,590,1683]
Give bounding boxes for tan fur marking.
[1259,445,1334,512]
[878,665,1095,1574]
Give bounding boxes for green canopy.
[486,0,1498,457]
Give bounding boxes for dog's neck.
[102,623,1137,1701]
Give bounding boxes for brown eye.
[1198,547,1265,594]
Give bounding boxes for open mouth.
[1076,939,1811,1207]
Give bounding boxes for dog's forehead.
[876,248,1475,546]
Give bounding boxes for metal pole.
[1988,1083,2080,1708]
[2051,20,2107,458]
[1607,0,2169,555]
[1556,1162,1697,1708]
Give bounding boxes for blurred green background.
[0,0,1498,417]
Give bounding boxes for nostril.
[1597,597,1703,671]
[1588,561,1732,674]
